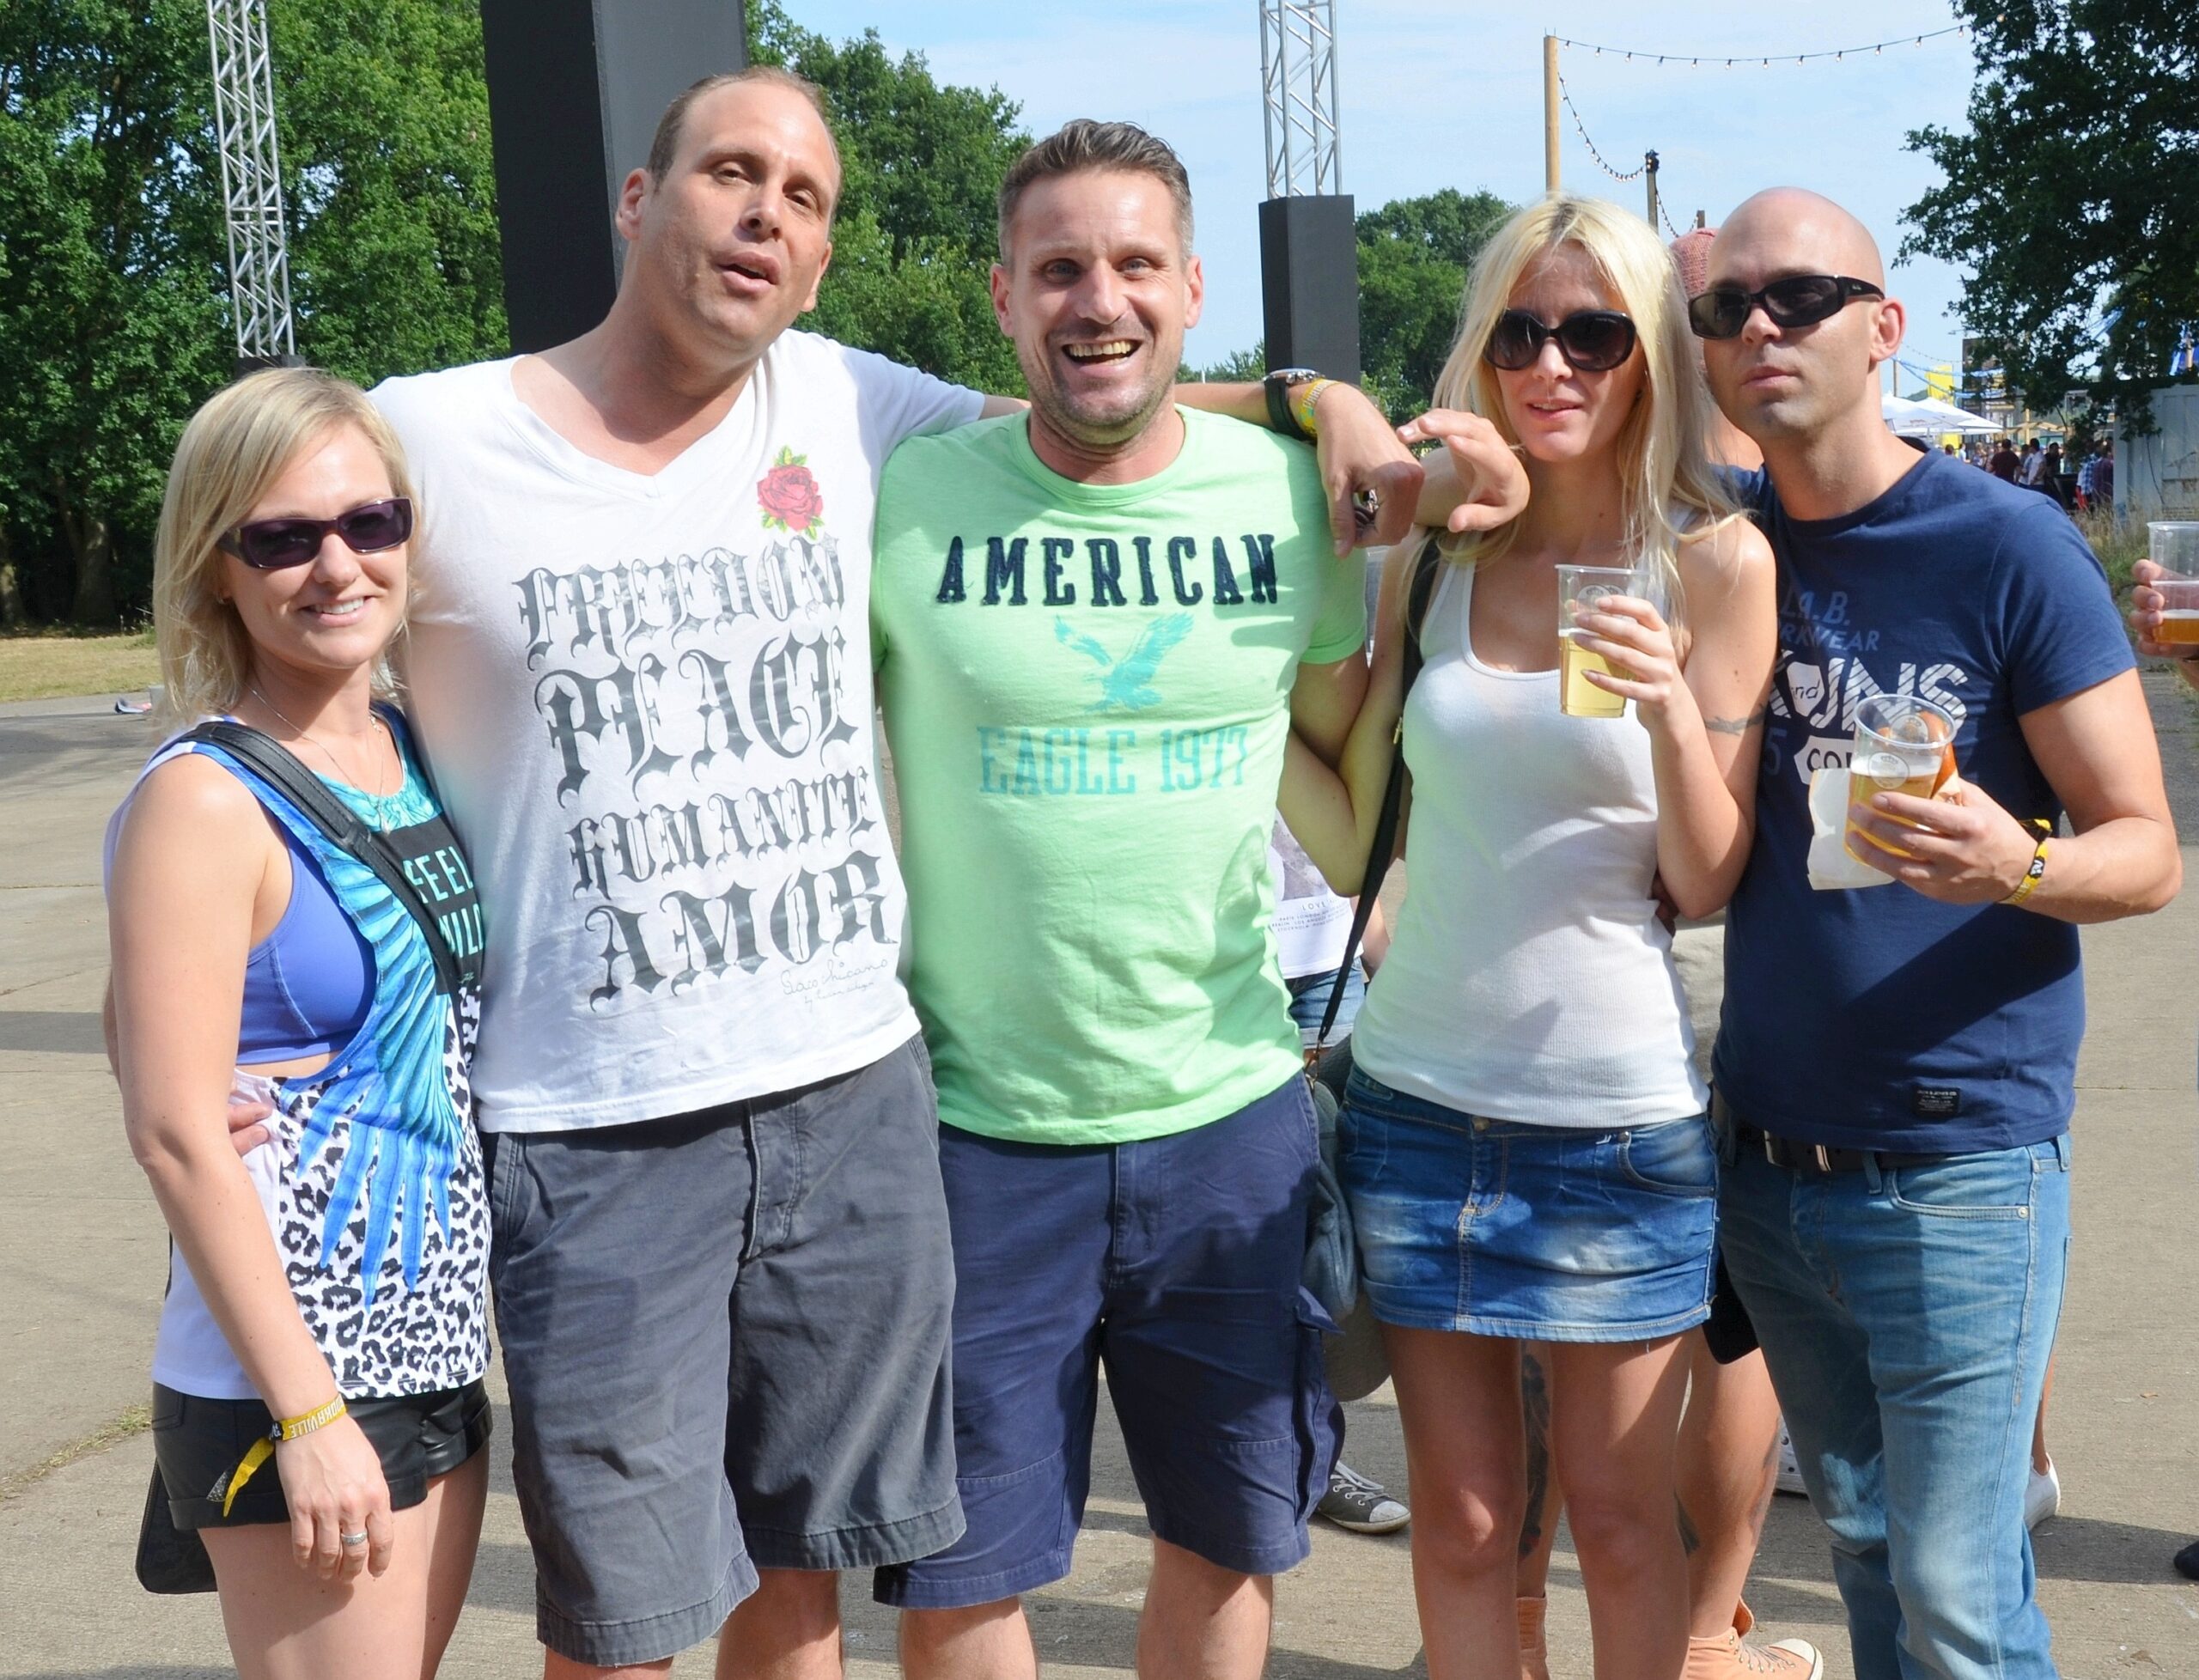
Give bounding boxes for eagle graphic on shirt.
[1054,612,1195,713]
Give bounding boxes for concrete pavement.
[2,684,2196,1677]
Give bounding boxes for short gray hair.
[996,119,1194,259]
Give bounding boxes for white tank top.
[1352,561,1706,1127]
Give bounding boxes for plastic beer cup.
[2147,522,2199,646]
[1844,693,1957,864]
[1556,564,1637,719]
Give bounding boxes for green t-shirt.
[873,408,1367,1145]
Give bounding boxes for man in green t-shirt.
[868,121,1368,1679]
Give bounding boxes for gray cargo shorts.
[481,1033,962,1668]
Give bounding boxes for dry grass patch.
[0,630,160,703]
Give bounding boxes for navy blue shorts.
[875,1075,1341,1609]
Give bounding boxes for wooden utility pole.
[1543,34,1560,192]
[1645,151,1660,229]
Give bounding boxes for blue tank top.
[107,709,491,1399]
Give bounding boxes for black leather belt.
[1712,1093,1949,1176]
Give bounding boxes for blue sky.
[785,1,1981,387]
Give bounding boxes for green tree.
[1191,189,1513,421]
[0,0,504,625]
[0,0,230,624]
[1358,188,1513,420]
[1903,0,2199,425]
[269,0,506,388]
[749,0,1027,395]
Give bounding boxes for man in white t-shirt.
[367,67,1424,1680]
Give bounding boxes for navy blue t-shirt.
[1715,450,2134,1152]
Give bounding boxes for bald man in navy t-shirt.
[1698,189,2178,1680]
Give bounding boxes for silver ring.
[340,1530,369,1548]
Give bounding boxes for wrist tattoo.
[1703,707,1769,736]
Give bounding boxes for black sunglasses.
[1483,309,1639,374]
[1687,274,1884,340]
[218,496,414,571]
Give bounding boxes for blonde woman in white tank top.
[1283,197,1776,1680]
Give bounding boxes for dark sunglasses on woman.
[217,496,415,571]
[1483,309,1639,374]
[1686,274,1884,340]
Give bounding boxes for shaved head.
[1699,186,1905,467]
[1714,188,1885,290]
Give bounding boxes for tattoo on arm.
[1703,706,1770,737]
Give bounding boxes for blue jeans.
[1717,1135,2071,1680]
[1287,958,1365,1049]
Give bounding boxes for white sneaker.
[2025,1457,2060,1530]
[1775,1422,1808,1497]
[1316,1462,1410,1533]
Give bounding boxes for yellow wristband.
[2002,829,2050,907]
[1292,377,1336,438]
[220,1397,347,1517]
[277,1396,349,1440]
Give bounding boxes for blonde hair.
[1427,194,1736,618]
[153,367,417,721]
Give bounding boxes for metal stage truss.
[204,0,296,365]
[1258,0,1342,199]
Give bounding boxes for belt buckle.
[1812,1143,1832,1172]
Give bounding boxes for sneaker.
[1683,1627,1824,1679]
[1775,1422,1808,1496]
[2173,1537,2199,1580]
[1316,1462,1410,1534]
[2025,1457,2060,1530]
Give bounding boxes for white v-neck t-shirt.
[373,333,980,1131]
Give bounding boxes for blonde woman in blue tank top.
[107,370,489,1678]
[1283,196,1776,1680]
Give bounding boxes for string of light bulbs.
[1556,74,1647,183]
[1558,76,1691,240]
[1550,21,1971,69]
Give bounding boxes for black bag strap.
[179,718,466,1000]
[1315,534,1447,1050]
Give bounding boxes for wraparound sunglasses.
[218,497,414,570]
[1687,274,1884,340]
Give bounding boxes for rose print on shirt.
[757,446,825,538]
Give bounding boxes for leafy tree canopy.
[1903,0,2199,426]
[1358,188,1513,421]
[0,0,503,625]
[748,0,1027,397]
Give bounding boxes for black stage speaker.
[480,0,749,353]
[1258,194,1360,382]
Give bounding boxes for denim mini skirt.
[1337,1066,1716,1342]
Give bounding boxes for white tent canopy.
[1883,393,1998,435]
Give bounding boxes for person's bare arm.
[107,971,274,1152]
[1850,670,2181,921]
[1572,518,1777,918]
[110,762,395,1579]
[1288,650,1369,770]
[1279,541,1422,892]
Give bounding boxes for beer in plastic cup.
[1556,564,1637,719]
[2147,522,2199,645]
[1844,692,1956,864]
